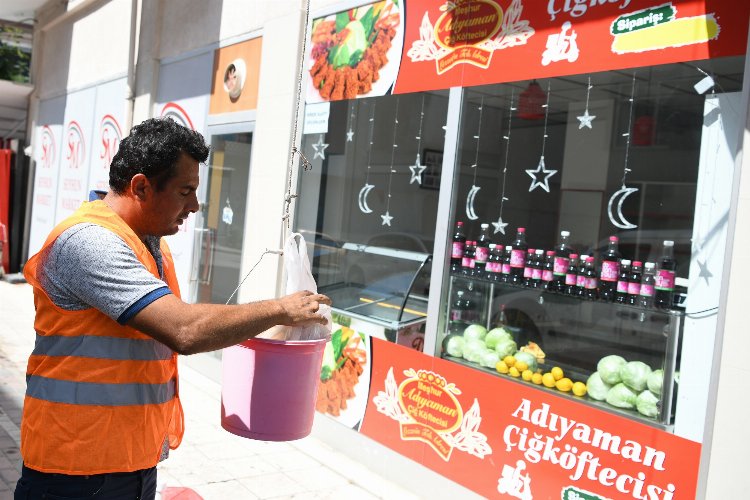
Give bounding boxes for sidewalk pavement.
[0,280,420,500]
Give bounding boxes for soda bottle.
[583,257,599,300]
[654,240,676,309]
[615,259,631,304]
[523,249,535,287]
[576,254,589,297]
[531,249,544,288]
[599,236,621,302]
[509,228,528,283]
[450,290,468,327]
[628,261,643,305]
[564,253,579,295]
[542,250,555,290]
[461,241,475,276]
[475,223,492,274]
[639,262,656,308]
[501,245,513,283]
[486,244,499,281]
[552,230,572,292]
[451,221,466,274]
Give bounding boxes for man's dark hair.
[109,117,210,194]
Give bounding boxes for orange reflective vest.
[22,200,184,474]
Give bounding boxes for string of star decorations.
[346,101,355,142]
[357,102,376,214]
[465,97,484,221]
[492,90,515,235]
[526,81,558,192]
[607,72,639,230]
[409,94,427,185]
[381,97,400,226]
[577,75,596,129]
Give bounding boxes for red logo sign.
[160,102,195,130]
[40,125,56,169]
[99,115,122,170]
[65,121,86,170]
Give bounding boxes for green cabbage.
[463,324,488,342]
[620,361,652,392]
[597,355,627,384]
[513,351,538,373]
[647,369,664,396]
[606,383,638,409]
[444,335,465,358]
[484,327,512,349]
[480,350,501,369]
[636,390,660,418]
[463,339,487,363]
[586,372,613,401]
[494,338,517,359]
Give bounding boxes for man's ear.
[131,173,150,201]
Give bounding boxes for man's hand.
[277,290,332,326]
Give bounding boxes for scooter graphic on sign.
[497,460,533,500]
[542,21,579,66]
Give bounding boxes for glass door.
[192,130,253,305]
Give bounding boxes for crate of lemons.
[443,323,587,398]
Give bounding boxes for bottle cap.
[456,221,463,227]
[535,249,543,255]
[621,259,631,265]
[561,230,570,237]
[528,249,534,254]
[481,223,489,229]
[586,257,594,263]
[633,260,643,266]
[569,253,579,259]
[489,244,496,249]
[580,254,589,259]
[664,240,674,246]
[645,262,655,269]
[506,245,513,250]
[546,250,555,256]
[610,236,619,242]
[518,227,526,233]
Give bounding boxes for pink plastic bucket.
[221,337,326,441]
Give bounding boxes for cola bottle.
[542,250,555,290]
[615,259,631,304]
[583,257,599,300]
[564,253,579,295]
[639,262,656,308]
[654,240,676,309]
[599,236,621,302]
[475,223,492,274]
[501,245,513,283]
[523,249,536,287]
[461,240,475,276]
[576,254,589,297]
[451,221,466,274]
[531,249,544,288]
[509,228,528,284]
[552,230,572,292]
[486,244,500,281]
[628,261,643,305]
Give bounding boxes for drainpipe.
[125,0,141,133]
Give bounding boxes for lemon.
[503,356,516,367]
[531,372,543,385]
[572,381,587,397]
[495,361,509,374]
[551,366,564,381]
[542,372,556,388]
[555,377,573,392]
[509,366,521,378]
[521,369,533,381]
[515,361,529,372]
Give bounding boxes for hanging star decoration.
[409,154,427,184]
[526,156,557,192]
[491,216,508,235]
[577,77,596,129]
[381,211,393,226]
[346,128,354,142]
[697,259,713,286]
[312,134,329,160]
[577,109,596,129]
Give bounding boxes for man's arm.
[128,290,331,355]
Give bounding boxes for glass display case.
[441,272,682,429]
[305,232,432,349]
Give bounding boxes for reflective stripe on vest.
[26,375,176,406]
[32,334,173,361]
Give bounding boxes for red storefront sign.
[394,0,750,94]
[360,338,700,499]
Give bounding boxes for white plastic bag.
[257,233,332,341]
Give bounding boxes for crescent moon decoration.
[607,186,638,229]
[466,185,480,220]
[358,183,374,213]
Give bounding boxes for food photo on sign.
[306,0,404,103]
[315,314,372,430]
